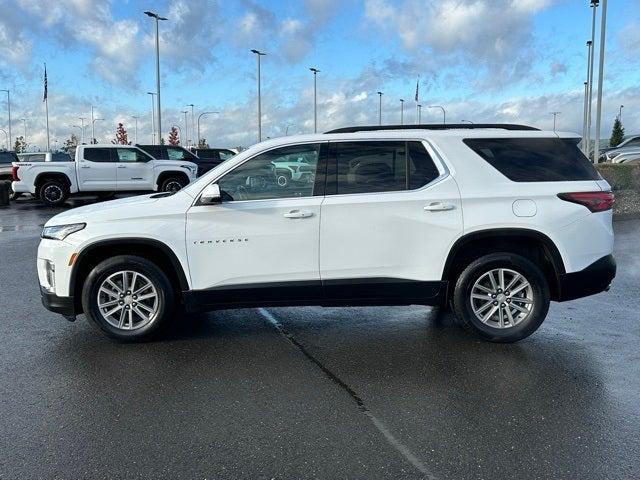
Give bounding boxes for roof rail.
[324,123,539,134]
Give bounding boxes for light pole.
[0,89,11,151]
[551,111,561,132]
[21,118,26,144]
[400,99,404,125]
[417,104,422,123]
[285,123,294,135]
[310,68,319,133]
[79,117,86,144]
[181,111,188,145]
[582,81,588,153]
[586,1,599,158]
[593,0,607,164]
[187,104,195,146]
[0,128,7,150]
[584,40,593,153]
[429,105,446,124]
[251,49,266,142]
[145,11,167,146]
[92,118,104,143]
[197,111,219,146]
[72,125,83,142]
[618,105,624,121]
[147,92,156,144]
[131,116,139,144]
[377,91,383,125]
[461,119,474,124]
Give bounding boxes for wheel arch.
[442,228,565,301]
[70,238,190,314]
[34,172,72,190]
[156,170,190,189]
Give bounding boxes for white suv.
[37,124,616,343]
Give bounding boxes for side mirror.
[199,183,221,205]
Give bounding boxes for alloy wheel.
[97,270,159,330]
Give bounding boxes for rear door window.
[463,138,600,182]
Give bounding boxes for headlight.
[41,223,86,241]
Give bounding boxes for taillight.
[557,191,615,212]
[11,165,19,181]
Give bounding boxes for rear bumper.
[557,254,616,302]
[40,287,76,318]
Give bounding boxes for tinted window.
[219,150,235,161]
[195,149,219,160]
[333,141,439,195]
[218,144,320,201]
[138,145,165,159]
[25,154,46,162]
[51,153,71,162]
[167,147,198,161]
[0,152,18,163]
[83,148,112,162]
[463,138,600,182]
[116,148,150,162]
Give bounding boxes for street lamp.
[187,104,195,146]
[144,11,167,147]
[251,49,266,142]
[197,111,219,146]
[147,92,156,144]
[619,105,624,121]
[399,99,404,125]
[310,68,320,133]
[21,118,26,144]
[377,91,383,125]
[131,115,139,144]
[461,119,474,124]
[92,118,104,143]
[417,104,422,123]
[181,111,188,143]
[0,89,11,151]
[285,123,295,136]
[593,0,608,163]
[586,1,599,158]
[550,111,561,132]
[428,105,446,124]
[78,117,86,144]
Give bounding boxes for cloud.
[550,61,567,78]
[0,8,32,70]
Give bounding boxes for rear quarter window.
[463,138,600,182]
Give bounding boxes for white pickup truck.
[11,144,198,206]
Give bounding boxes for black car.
[193,148,236,173]
[136,145,207,176]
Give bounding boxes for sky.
[0,0,639,150]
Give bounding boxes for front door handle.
[284,209,314,219]
[424,202,455,212]
[117,165,127,169]
[80,165,90,169]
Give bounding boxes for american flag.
[43,64,47,102]
[414,78,419,102]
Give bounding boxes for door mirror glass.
[199,183,221,205]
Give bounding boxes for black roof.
[324,124,539,134]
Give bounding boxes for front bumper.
[40,287,76,319]
[557,254,616,302]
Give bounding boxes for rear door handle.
[117,165,127,169]
[424,202,455,212]
[284,209,314,219]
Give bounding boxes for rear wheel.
[452,253,550,343]
[82,255,175,341]
[160,176,186,193]
[39,180,69,206]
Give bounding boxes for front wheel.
[452,253,550,343]
[160,176,186,193]
[81,255,175,341]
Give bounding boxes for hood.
[45,191,192,227]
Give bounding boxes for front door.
[186,142,326,306]
[319,140,463,303]
[77,147,117,191]
[114,148,154,191]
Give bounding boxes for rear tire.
[160,176,186,192]
[39,180,69,206]
[82,255,175,341]
[452,253,550,343]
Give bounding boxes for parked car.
[0,150,20,200]
[135,144,213,176]
[271,151,315,187]
[193,148,236,174]
[600,146,640,163]
[12,144,197,206]
[18,152,72,162]
[37,124,615,343]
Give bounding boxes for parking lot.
[1,197,639,479]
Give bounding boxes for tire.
[39,179,69,207]
[81,255,175,341]
[160,176,186,193]
[275,170,291,188]
[452,253,550,343]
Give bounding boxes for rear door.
[76,147,117,191]
[114,148,155,191]
[319,140,462,303]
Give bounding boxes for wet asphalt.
[1,196,639,479]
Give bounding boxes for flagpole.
[44,63,50,151]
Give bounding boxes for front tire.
[82,255,175,341]
[39,180,69,206]
[160,176,186,193]
[452,253,550,343]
